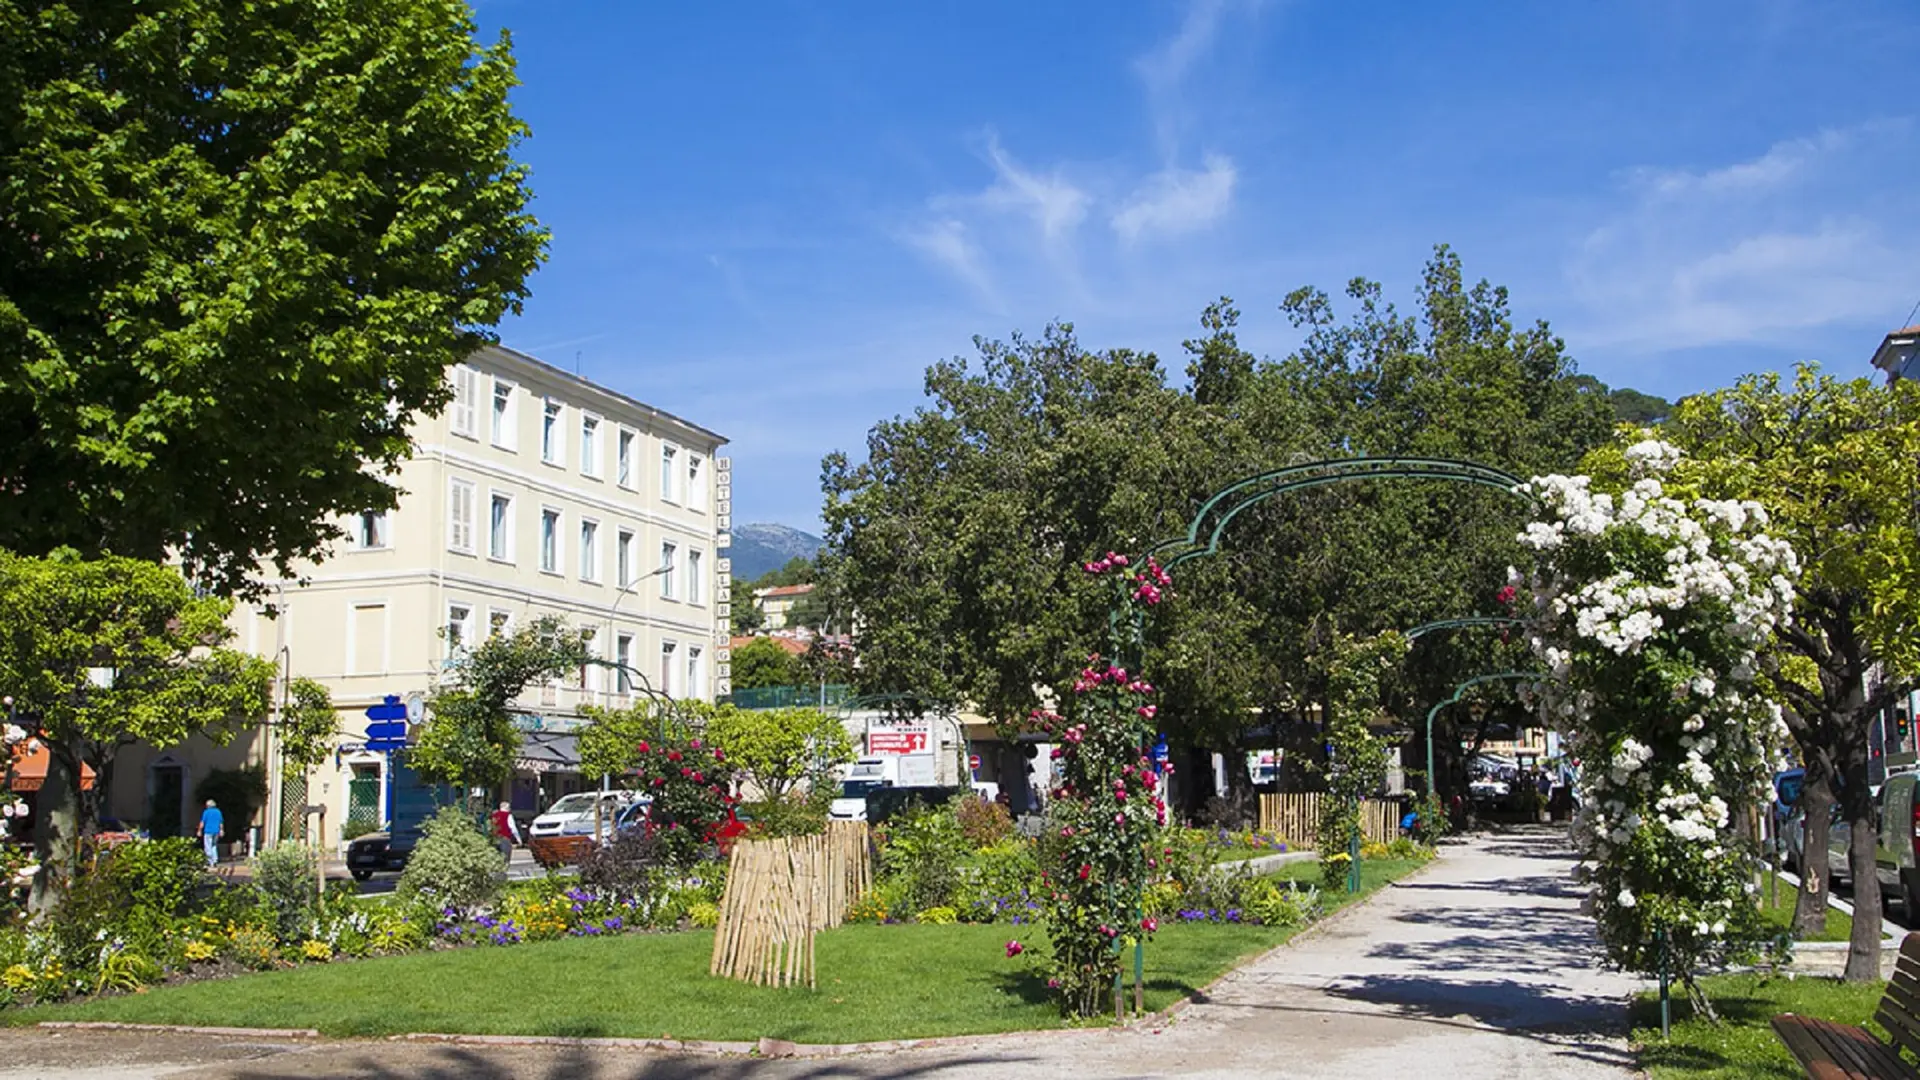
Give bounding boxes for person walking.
[196,799,223,866]
[490,801,520,863]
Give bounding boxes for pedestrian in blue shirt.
[197,799,223,866]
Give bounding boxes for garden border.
[29,851,1442,1058]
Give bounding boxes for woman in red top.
[490,801,520,862]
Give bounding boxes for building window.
[580,415,601,478]
[540,508,561,573]
[615,633,635,694]
[488,609,512,638]
[617,429,635,488]
[541,399,564,465]
[660,641,677,697]
[353,510,388,551]
[688,549,703,604]
[488,492,513,561]
[447,479,475,554]
[660,444,678,503]
[617,528,635,588]
[579,628,599,694]
[687,645,703,699]
[490,379,517,450]
[580,520,600,582]
[446,603,475,651]
[659,541,677,599]
[450,366,477,438]
[687,454,706,511]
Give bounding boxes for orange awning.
[9,744,95,793]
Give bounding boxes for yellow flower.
[2,964,32,992]
[184,941,216,963]
[299,940,333,962]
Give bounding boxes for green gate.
[345,774,381,841]
[279,772,308,842]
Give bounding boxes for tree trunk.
[1838,686,1883,982]
[1794,768,1833,938]
[29,739,83,915]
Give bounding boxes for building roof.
[754,583,817,599]
[1871,326,1920,376]
[476,343,729,447]
[730,634,809,656]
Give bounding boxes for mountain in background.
[724,522,824,581]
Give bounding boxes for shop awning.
[10,743,95,793]
[515,732,580,775]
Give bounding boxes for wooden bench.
[1773,932,1920,1079]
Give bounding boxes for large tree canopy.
[822,247,1623,803]
[0,0,546,597]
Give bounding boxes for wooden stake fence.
[1259,793,1401,846]
[709,821,871,989]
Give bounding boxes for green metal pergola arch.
[1423,671,1544,798]
[1143,457,1528,573]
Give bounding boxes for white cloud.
[897,218,997,303]
[1134,0,1232,155]
[1111,155,1237,242]
[968,134,1090,245]
[1567,122,1919,351]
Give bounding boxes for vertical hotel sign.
[714,456,733,698]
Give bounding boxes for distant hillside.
[724,523,824,580]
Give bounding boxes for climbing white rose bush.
[1512,437,1797,990]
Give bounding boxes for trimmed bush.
[396,807,503,909]
[249,843,319,939]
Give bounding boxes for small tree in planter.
[1514,436,1797,1017]
[1033,551,1172,1017]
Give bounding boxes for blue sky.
[474,0,1920,532]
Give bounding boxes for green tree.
[730,637,802,690]
[705,705,855,802]
[0,552,274,908]
[277,677,337,771]
[0,0,545,598]
[728,576,765,635]
[415,616,588,803]
[576,698,687,781]
[1663,367,1920,981]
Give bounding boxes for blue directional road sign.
[1151,733,1171,769]
[364,695,409,751]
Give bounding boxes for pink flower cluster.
[1083,551,1131,574]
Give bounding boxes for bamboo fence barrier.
[1259,793,1401,846]
[709,821,871,989]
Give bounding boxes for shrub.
[632,735,734,869]
[741,790,831,838]
[845,892,889,924]
[578,828,663,902]
[1202,793,1255,830]
[249,842,319,940]
[687,900,720,929]
[953,840,1040,923]
[955,797,1014,848]
[1387,837,1432,861]
[876,805,970,912]
[1359,840,1391,861]
[916,905,958,925]
[397,806,504,909]
[1240,877,1320,927]
[225,923,279,970]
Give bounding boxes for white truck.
[828,756,903,822]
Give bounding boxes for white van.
[829,756,903,821]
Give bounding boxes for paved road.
[0,830,1641,1079]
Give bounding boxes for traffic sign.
[1151,734,1170,768]
[968,753,981,773]
[365,695,410,750]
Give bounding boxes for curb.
[37,1021,320,1038]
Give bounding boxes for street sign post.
[364,694,410,822]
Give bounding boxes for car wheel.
[351,869,373,882]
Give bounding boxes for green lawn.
[1632,972,1887,1079]
[1272,856,1428,911]
[9,922,1289,1042]
[1755,873,1851,944]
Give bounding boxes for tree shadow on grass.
[988,969,1203,1011]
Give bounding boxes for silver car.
[1790,768,1920,914]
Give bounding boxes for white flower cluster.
[1514,438,1801,971]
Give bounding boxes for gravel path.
[0,829,1642,1079]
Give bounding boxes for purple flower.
[603,917,624,931]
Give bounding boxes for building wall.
[210,345,730,849]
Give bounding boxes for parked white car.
[528,791,642,838]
